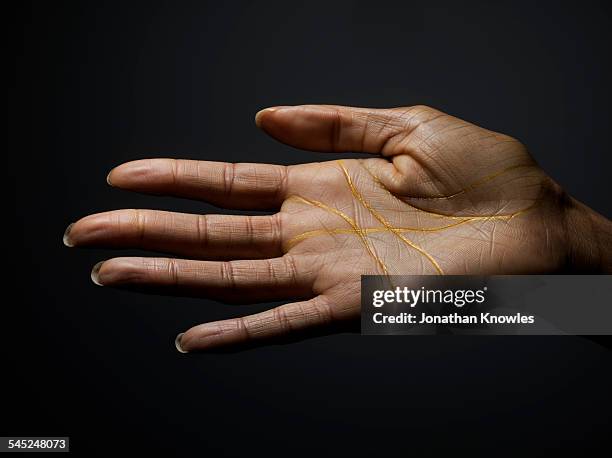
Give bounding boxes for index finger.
[108,159,290,210]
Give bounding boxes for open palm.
[65,105,567,351]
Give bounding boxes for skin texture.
[64,104,612,351]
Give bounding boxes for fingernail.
[63,223,74,247]
[106,168,114,186]
[254,106,291,128]
[91,261,104,286]
[175,333,188,353]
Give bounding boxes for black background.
[10,1,611,455]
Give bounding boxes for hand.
[64,104,612,351]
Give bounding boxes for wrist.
[561,193,612,273]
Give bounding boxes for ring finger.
[91,255,316,304]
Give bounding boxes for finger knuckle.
[166,258,180,287]
[223,162,237,195]
[196,214,208,247]
[282,255,299,285]
[130,209,147,241]
[220,261,238,290]
[272,307,293,335]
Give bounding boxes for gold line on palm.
[285,160,538,275]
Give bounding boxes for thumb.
[255,104,433,154]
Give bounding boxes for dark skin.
[64,104,612,351]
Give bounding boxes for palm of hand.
[66,105,565,350]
